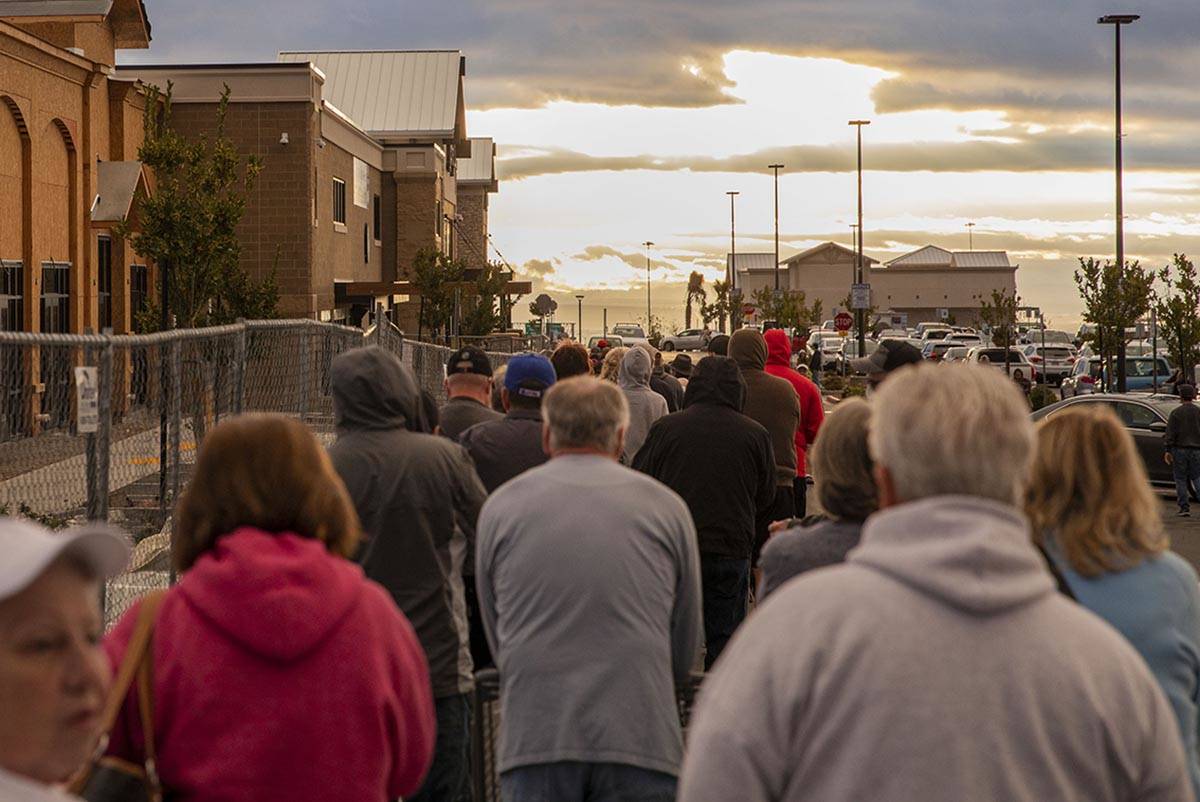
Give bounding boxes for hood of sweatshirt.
[331,345,419,432]
[619,345,653,390]
[729,328,768,372]
[684,356,745,412]
[848,496,1054,615]
[763,328,792,368]
[178,527,364,662]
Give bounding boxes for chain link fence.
[0,316,520,624]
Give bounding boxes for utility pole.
[643,241,654,326]
[769,164,784,292]
[576,294,584,342]
[726,191,739,289]
[966,221,976,250]
[849,120,870,352]
[1099,13,1139,393]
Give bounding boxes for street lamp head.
[768,163,785,170]
[848,119,871,126]
[1098,13,1139,24]
[726,191,740,197]
[575,294,584,300]
[643,240,654,248]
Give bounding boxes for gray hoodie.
[327,346,488,698]
[619,346,668,462]
[679,496,1194,802]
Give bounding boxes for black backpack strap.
[1036,542,1077,601]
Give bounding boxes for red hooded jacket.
[764,328,825,476]
[103,527,436,802]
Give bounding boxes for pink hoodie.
[764,328,825,476]
[103,527,435,802]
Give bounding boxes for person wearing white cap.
[0,518,129,801]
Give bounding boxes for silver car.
[660,328,712,351]
[1021,344,1077,385]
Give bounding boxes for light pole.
[725,191,739,289]
[849,120,870,352]
[1099,12,1138,393]
[850,224,859,255]
[643,241,654,326]
[576,294,584,341]
[966,221,976,250]
[768,164,784,291]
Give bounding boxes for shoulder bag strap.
[136,602,164,802]
[97,590,167,735]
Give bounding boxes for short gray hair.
[811,398,876,521]
[868,363,1035,505]
[544,376,630,453]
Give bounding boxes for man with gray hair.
[679,363,1193,802]
[477,376,703,801]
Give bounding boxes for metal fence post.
[234,320,247,414]
[169,336,182,512]
[96,328,113,524]
[299,323,311,422]
[84,329,99,522]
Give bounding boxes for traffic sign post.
[834,311,854,332]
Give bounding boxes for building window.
[97,236,112,330]
[373,195,382,242]
[40,262,70,334]
[333,178,346,225]
[363,225,369,264]
[130,265,148,322]
[0,261,22,332]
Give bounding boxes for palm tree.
[684,271,707,329]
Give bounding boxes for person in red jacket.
[103,414,436,802]
[764,328,825,517]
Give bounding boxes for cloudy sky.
[124,0,1200,333]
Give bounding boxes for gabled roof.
[729,253,778,273]
[457,137,497,191]
[0,0,150,47]
[277,50,467,148]
[951,250,1011,268]
[91,160,148,224]
[781,241,879,267]
[886,244,953,267]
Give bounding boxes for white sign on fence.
[74,366,99,433]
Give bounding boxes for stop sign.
[834,311,854,332]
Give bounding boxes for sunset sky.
[124,0,1200,333]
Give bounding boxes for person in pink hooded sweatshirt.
[102,413,436,802]
[764,328,825,518]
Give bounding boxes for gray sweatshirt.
[619,347,668,463]
[679,496,1194,802]
[476,454,703,776]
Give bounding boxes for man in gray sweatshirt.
[679,363,1194,802]
[477,376,703,801]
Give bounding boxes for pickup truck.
[610,324,650,348]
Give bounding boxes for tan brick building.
[1,0,153,336]
[454,137,497,268]
[120,50,488,327]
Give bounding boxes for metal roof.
[729,253,778,273]
[887,244,953,267]
[277,50,463,139]
[781,241,879,266]
[457,137,495,185]
[951,251,1011,268]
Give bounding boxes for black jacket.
[1166,402,1200,450]
[327,346,487,697]
[650,368,685,412]
[459,408,549,493]
[633,356,777,560]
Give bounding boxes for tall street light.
[1099,12,1138,393]
[849,120,870,351]
[726,191,739,291]
[643,241,654,326]
[576,294,585,341]
[966,221,976,250]
[768,164,784,291]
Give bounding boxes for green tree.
[118,82,277,330]
[701,280,734,333]
[459,262,520,336]
[684,271,706,329]
[977,288,1020,375]
[752,287,823,332]
[1074,257,1154,391]
[1154,254,1200,377]
[412,250,520,338]
[412,248,466,338]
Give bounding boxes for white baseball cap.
[0,517,130,602]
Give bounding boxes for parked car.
[587,335,624,349]
[942,346,971,365]
[838,339,880,374]
[914,322,951,338]
[610,323,649,347]
[876,329,909,341]
[1032,394,1182,489]
[1060,355,1175,398]
[921,341,955,362]
[813,338,845,371]
[946,333,983,348]
[1020,343,1077,385]
[966,347,1036,381]
[659,328,712,351]
[921,329,953,343]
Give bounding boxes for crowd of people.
[2,330,1199,802]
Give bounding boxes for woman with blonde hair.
[101,413,436,801]
[599,346,628,383]
[1027,404,1200,795]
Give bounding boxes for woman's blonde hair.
[1025,405,1166,577]
[174,413,361,572]
[599,347,628,383]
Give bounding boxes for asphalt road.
[1162,498,1200,572]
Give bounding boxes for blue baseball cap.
[504,353,557,399]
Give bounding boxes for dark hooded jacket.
[327,346,487,698]
[729,329,800,486]
[633,356,777,559]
